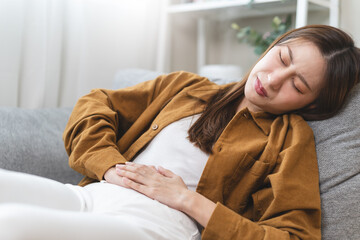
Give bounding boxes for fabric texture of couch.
[0,68,359,239]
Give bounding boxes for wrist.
[179,190,216,227]
[104,166,119,182]
[179,189,198,213]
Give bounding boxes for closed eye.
[292,80,303,94]
[279,51,286,66]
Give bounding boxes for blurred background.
[0,0,358,108]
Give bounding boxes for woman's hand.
[115,162,190,212]
[116,162,217,227]
[104,167,129,188]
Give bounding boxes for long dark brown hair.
[189,25,360,154]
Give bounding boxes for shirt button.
[151,124,158,130]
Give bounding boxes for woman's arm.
[63,71,209,183]
[201,119,321,240]
[181,191,216,228]
[63,82,159,181]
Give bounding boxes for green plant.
[231,14,292,55]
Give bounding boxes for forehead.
[278,41,326,91]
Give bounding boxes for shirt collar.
[247,110,276,136]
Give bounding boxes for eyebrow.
[287,45,312,91]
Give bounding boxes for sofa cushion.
[0,107,83,184]
[112,68,240,89]
[113,68,163,89]
[307,83,360,239]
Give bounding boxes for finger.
[118,177,131,189]
[120,162,157,175]
[111,177,130,189]
[103,168,130,188]
[116,163,134,170]
[116,164,139,174]
[115,167,146,184]
[157,166,175,178]
[125,162,152,171]
[149,165,157,171]
[122,177,152,198]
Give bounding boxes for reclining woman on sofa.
[1,25,359,240]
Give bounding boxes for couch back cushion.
[0,107,83,184]
[307,83,360,239]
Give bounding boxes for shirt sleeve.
[63,71,207,182]
[201,118,321,240]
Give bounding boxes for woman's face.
[243,40,326,115]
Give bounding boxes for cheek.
[283,95,316,110]
[244,77,254,95]
[271,89,303,108]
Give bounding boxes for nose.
[267,69,293,90]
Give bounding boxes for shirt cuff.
[201,202,265,239]
[83,147,127,181]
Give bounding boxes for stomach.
[83,181,200,240]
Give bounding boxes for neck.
[237,97,262,113]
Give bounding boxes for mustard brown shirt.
[63,71,321,240]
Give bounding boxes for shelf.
[157,0,338,72]
[168,0,326,20]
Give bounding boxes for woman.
[1,25,359,240]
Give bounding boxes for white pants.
[0,169,200,240]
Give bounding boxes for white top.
[133,114,209,191]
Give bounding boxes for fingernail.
[125,161,134,165]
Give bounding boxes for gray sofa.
[0,69,359,239]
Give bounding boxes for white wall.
[169,0,359,75]
[340,0,360,45]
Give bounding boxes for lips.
[254,77,268,97]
